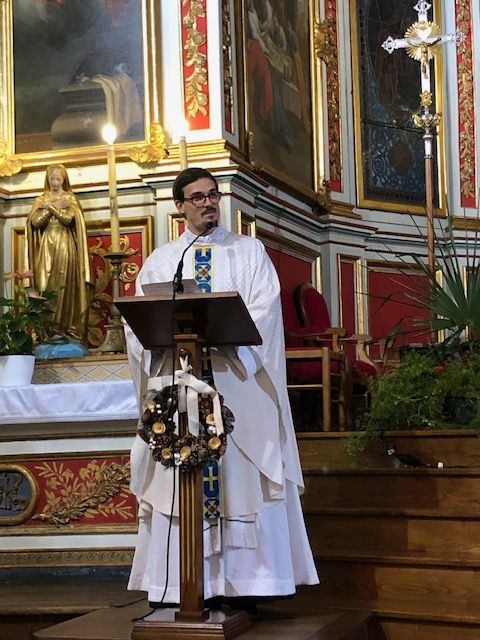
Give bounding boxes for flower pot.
[0,355,35,387]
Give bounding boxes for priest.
[125,167,319,606]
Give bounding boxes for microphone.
[172,221,215,294]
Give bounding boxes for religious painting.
[2,1,160,167]
[242,0,316,193]
[351,0,445,212]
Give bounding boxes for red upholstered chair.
[295,282,379,383]
[282,290,350,432]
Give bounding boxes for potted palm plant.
[401,218,480,353]
[0,270,57,386]
[348,220,480,456]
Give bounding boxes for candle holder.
[96,251,127,353]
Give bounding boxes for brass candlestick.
[96,251,126,353]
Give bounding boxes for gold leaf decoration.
[314,9,341,184]
[182,0,209,118]
[456,0,476,202]
[221,0,233,129]
[0,139,22,177]
[32,460,131,527]
[129,122,169,165]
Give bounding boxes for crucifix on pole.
[382,0,464,275]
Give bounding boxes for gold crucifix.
[382,1,464,274]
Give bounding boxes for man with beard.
[125,167,318,608]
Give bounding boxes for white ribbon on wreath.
[147,355,224,436]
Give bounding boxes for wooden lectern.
[116,291,262,640]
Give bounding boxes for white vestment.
[125,225,318,601]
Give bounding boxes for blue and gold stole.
[193,246,220,521]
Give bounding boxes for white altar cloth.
[0,379,138,425]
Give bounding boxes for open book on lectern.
[115,286,262,350]
[142,280,200,295]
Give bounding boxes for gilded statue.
[26,164,94,345]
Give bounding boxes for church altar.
[0,358,140,571]
[0,379,137,426]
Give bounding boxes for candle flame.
[102,123,118,145]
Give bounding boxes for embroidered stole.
[193,246,220,521]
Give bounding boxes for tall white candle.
[102,124,120,253]
[179,135,188,170]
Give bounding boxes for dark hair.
[172,167,218,201]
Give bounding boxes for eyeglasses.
[183,189,222,208]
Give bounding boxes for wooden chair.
[282,290,351,432]
[295,282,379,382]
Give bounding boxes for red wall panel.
[368,267,433,349]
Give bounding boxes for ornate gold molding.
[316,179,331,210]
[329,201,362,219]
[0,139,22,177]
[221,0,234,133]
[0,548,134,568]
[129,122,168,165]
[314,11,341,185]
[456,0,476,203]
[182,0,208,118]
[314,15,337,66]
[451,216,480,231]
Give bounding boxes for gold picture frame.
[167,212,185,242]
[350,0,446,214]
[0,0,163,171]
[239,0,325,201]
[337,254,366,334]
[236,210,256,237]
[12,215,153,275]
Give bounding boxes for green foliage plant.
[0,270,57,356]
[391,215,480,345]
[347,351,480,457]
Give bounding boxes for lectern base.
[131,607,252,640]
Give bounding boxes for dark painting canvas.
[12,0,145,154]
[354,0,440,209]
[245,0,314,192]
